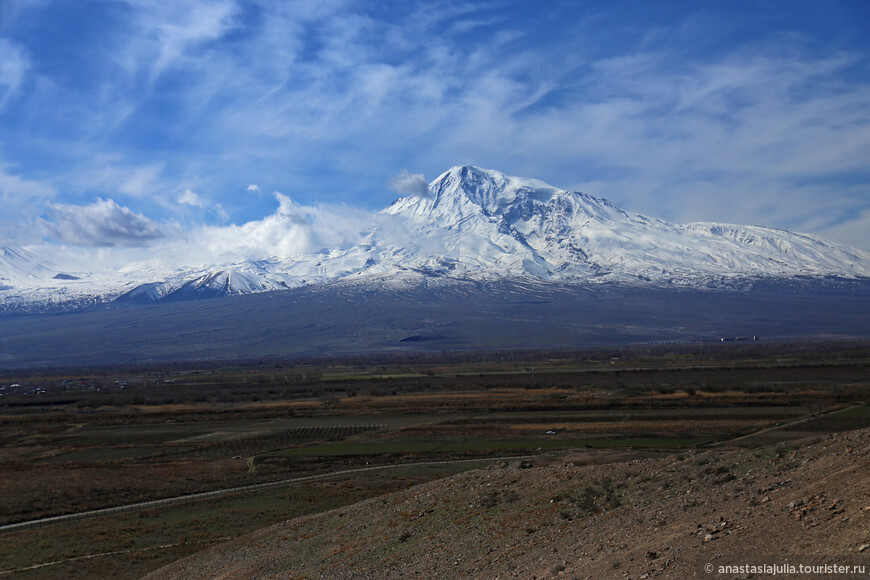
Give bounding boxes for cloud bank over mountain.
[3,166,868,315]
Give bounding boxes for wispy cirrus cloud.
[0,163,56,241]
[125,0,240,81]
[541,48,870,236]
[0,0,868,257]
[0,37,29,108]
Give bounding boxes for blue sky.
[1,0,869,265]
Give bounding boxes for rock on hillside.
[146,428,870,579]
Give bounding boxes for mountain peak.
[430,165,509,212]
[401,165,564,219]
[436,165,507,187]
[433,165,559,201]
[387,165,613,228]
[4,167,870,312]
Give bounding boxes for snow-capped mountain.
[2,165,869,310]
[376,166,870,284]
[115,263,291,304]
[0,243,118,311]
[0,244,56,288]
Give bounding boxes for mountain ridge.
[1,165,868,310]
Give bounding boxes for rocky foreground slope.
[146,428,870,579]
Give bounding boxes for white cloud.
[212,203,229,222]
[42,198,166,247]
[121,0,240,81]
[0,163,55,205]
[178,188,204,207]
[449,17,503,35]
[69,159,168,203]
[0,37,28,107]
[815,207,870,251]
[118,163,166,198]
[0,164,56,243]
[138,194,371,269]
[389,170,429,197]
[2,2,869,255]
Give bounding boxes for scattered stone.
[146,428,870,580]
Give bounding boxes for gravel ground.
[146,428,870,579]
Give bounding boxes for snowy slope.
[377,166,870,284]
[0,244,56,288]
[0,243,158,311]
[3,166,869,310]
[115,263,291,304]
[177,165,868,293]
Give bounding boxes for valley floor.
[1,348,868,578]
